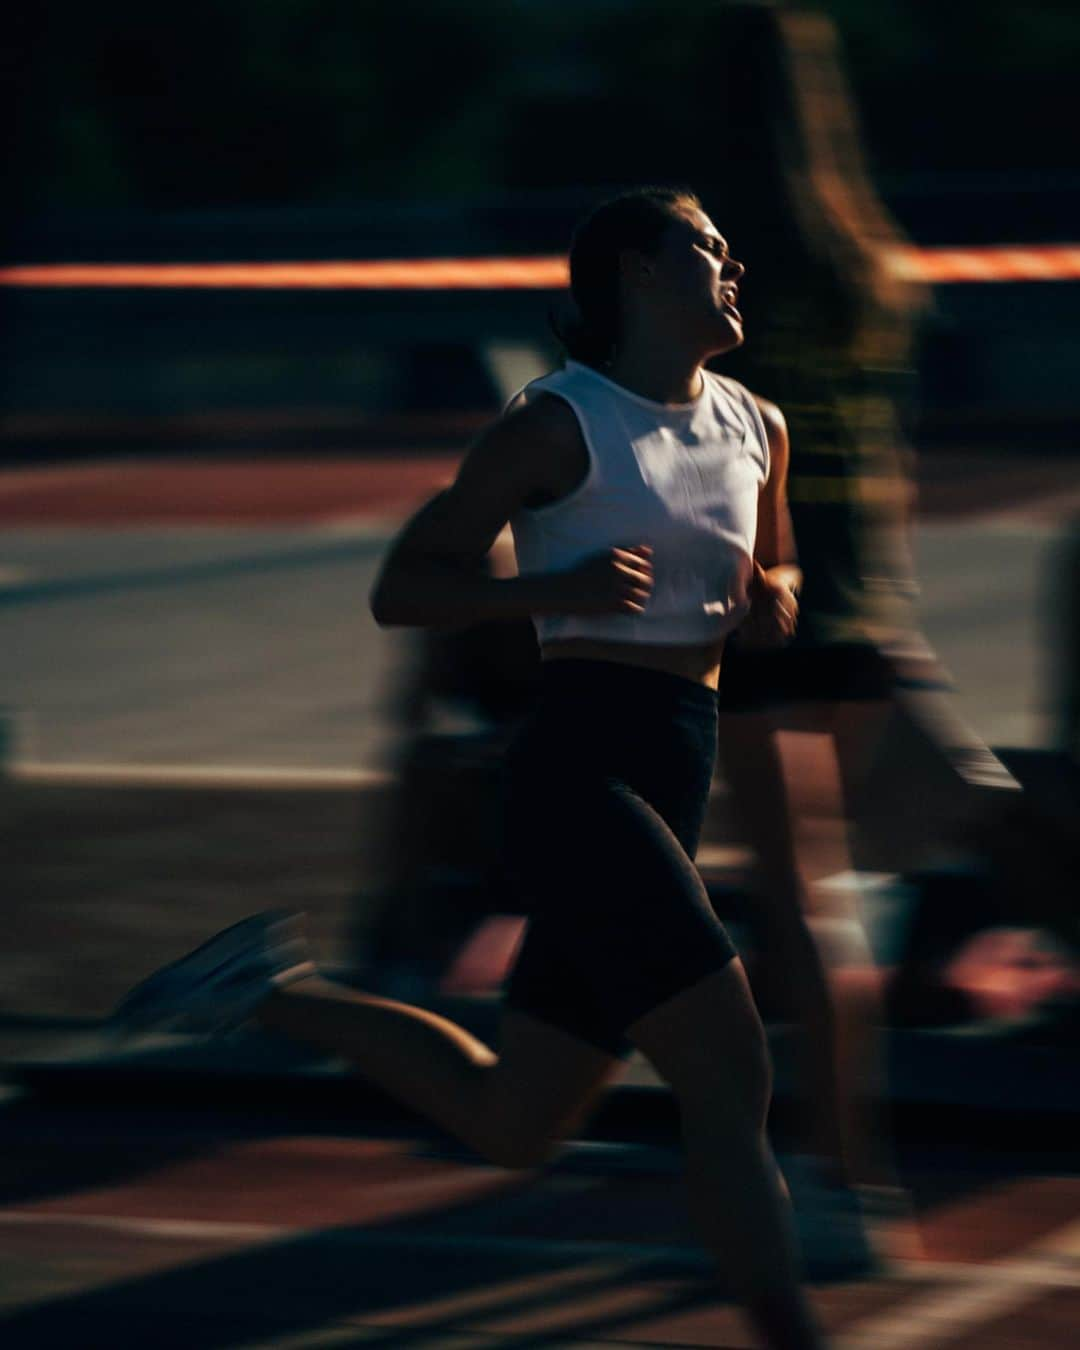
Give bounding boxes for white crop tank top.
[509,360,770,646]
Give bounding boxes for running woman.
[113,187,824,1350]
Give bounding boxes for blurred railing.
[2,241,1079,459]
[2,243,1079,288]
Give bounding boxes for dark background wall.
[3,1,1078,454]
[7,1,1078,232]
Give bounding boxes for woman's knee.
[685,1008,773,1129]
[470,1052,613,1171]
[631,963,773,1124]
[472,1089,560,1169]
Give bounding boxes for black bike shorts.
[501,659,737,1056]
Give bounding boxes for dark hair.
[550,186,702,369]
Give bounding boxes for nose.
[723,255,746,281]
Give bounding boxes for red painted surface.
[3,448,1078,530]
[0,456,458,527]
[1,1122,1077,1347]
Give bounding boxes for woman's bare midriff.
[540,636,727,689]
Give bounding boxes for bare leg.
[260,962,823,1346]
[829,966,898,1193]
[258,976,620,1168]
[823,699,902,1188]
[631,962,826,1350]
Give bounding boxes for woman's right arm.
[370,395,652,629]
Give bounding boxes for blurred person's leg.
[361,735,503,985]
[783,699,896,1192]
[715,710,847,1175]
[717,690,902,1192]
[819,698,909,1190]
[802,699,893,885]
[776,696,908,1195]
[352,735,444,974]
[854,683,1014,875]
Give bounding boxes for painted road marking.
[3,1208,1080,1288]
[0,1210,713,1267]
[836,1221,1080,1349]
[3,1206,1080,1348]
[0,1211,290,1242]
[837,1280,1055,1348]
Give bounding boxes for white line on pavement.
[3,1208,1080,1297]
[836,1220,1080,1349]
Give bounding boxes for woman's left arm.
[741,396,802,645]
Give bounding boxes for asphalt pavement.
[3,445,1079,1347]
[2,1095,1078,1349]
[2,448,1079,773]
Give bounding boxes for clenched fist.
[560,545,654,616]
[736,561,799,649]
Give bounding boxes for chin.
[710,325,744,357]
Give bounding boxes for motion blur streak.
[0,257,570,290]
[2,245,1079,290]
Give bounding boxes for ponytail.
[547,298,619,369]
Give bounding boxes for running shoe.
[779,1154,879,1281]
[111,910,315,1037]
[857,1182,925,1262]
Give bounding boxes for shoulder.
[503,363,579,415]
[746,393,789,487]
[495,390,585,458]
[749,394,788,443]
[506,393,588,507]
[459,390,586,508]
[707,372,784,435]
[505,387,579,430]
[713,375,786,446]
[709,375,788,487]
[708,373,786,467]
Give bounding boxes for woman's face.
[636,206,747,355]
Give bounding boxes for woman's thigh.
[506,777,738,1056]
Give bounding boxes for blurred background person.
[705,7,961,1267]
[352,527,539,997]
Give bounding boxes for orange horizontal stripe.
[0,257,570,290]
[886,244,1080,284]
[0,246,1077,290]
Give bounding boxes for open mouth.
[720,284,742,323]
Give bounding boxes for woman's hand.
[557,545,654,616]
[736,561,799,649]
